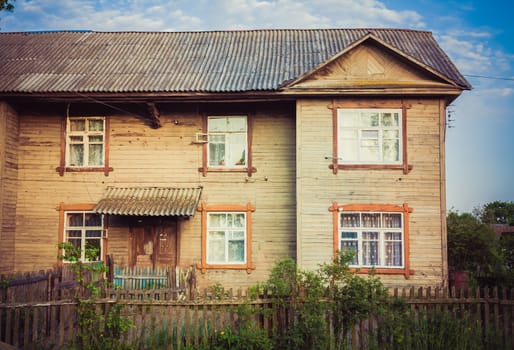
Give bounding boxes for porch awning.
[94,186,202,216]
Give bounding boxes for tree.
[474,200,514,225]
[0,0,15,12]
[446,211,498,273]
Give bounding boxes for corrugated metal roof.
[0,29,471,94]
[94,187,202,216]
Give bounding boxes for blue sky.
[1,0,513,214]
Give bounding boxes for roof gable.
[287,34,458,90]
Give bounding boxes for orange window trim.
[198,114,257,177]
[56,116,113,176]
[329,202,414,279]
[329,100,412,175]
[57,203,107,265]
[196,203,256,274]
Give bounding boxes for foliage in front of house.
[57,242,134,350]
[447,200,514,289]
[2,245,505,349]
[136,252,486,350]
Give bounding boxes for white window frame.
[337,108,402,165]
[339,211,404,268]
[206,211,247,265]
[207,116,248,168]
[63,211,104,262]
[66,116,105,167]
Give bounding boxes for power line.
[464,74,514,81]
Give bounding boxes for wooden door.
[130,219,177,268]
[131,226,154,267]
[155,221,177,268]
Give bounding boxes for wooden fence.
[0,264,196,304]
[0,267,82,303]
[1,286,513,349]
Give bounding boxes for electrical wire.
[464,74,514,81]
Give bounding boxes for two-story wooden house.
[0,29,470,288]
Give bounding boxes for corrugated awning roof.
[94,187,202,216]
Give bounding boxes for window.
[329,203,414,278]
[338,109,402,164]
[56,116,112,176]
[199,115,256,177]
[207,212,246,264]
[340,212,403,267]
[66,116,105,167]
[63,211,104,262]
[208,116,247,168]
[197,203,256,273]
[329,104,412,175]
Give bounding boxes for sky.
[0,0,513,214]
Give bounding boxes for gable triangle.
[287,36,455,90]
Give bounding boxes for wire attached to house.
[464,74,514,81]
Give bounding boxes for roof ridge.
[0,28,433,35]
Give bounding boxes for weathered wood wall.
[296,98,448,287]
[12,101,296,288]
[0,102,19,274]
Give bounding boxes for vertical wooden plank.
[58,304,65,348]
[0,306,3,343]
[163,304,172,350]
[493,287,500,345]
[201,303,208,349]
[12,307,19,348]
[31,306,39,350]
[184,303,191,348]
[475,288,482,327]
[192,304,199,346]
[351,324,357,350]
[359,319,365,350]
[176,305,183,350]
[5,307,12,344]
[484,287,490,341]
[502,288,510,349]
[510,288,514,350]
[23,306,30,349]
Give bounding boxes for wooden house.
[0,29,470,288]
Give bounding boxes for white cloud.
[500,88,513,97]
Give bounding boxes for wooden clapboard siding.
[107,226,130,266]
[179,106,297,288]
[296,42,445,89]
[296,98,446,287]
[0,102,19,273]
[12,101,296,288]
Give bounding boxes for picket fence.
[0,286,513,350]
[0,265,196,304]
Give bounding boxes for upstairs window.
[57,116,112,176]
[208,116,247,168]
[66,117,105,167]
[329,104,412,175]
[338,109,402,165]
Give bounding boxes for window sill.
[350,267,415,279]
[329,163,413,174]
[56,166,114,176]
[198,166,257,177]
[196,262,256,274]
